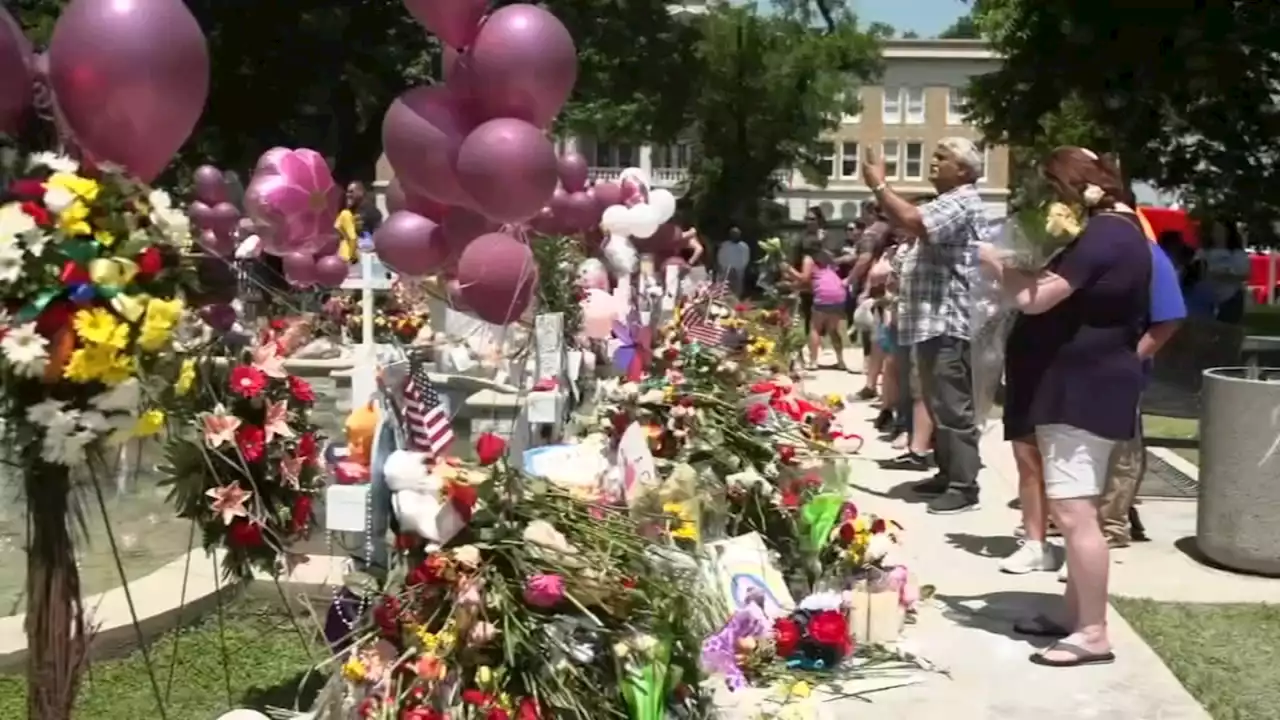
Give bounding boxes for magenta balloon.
[386,177,448,221]
[528,207,559,235]
[198,228,235,257]
[590,181,623,210]
[464,4,578,127]
[455,232,538,325]
[206,201,240,236]
[403,0,487,50]
[315,233,341,257]
[313,255,350,288]
[564,191,599,229]
[382,85,474,207]
[557,153,589,193]
[0,8,32,136]
[455,118,557,223]
[255,147,291,175]
[188,200,214,229]
[192,164,226,204]
[244,148,342,254]
[440,205,498,250]
[373,210,452,277]
[47,0,209,182]
[651,222,684,254]
[282,252,317,287]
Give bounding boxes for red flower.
[407,555,448,586]
[236,424,266,462]
[486,709,511,720]
[401,708,446,720]
[621,576,638,589]
[227,519,264,548]
[870,518,886,534]
[9,179,45,200]
[358,697,382,719]
[781,489,801,508]
[270,318,288,331]
[59,261,89,286]
[748,381,773,394]
[135,246,164,277]
[663,346,679,360]
[474,432,507,466]
[288,375,316,403]
[734,303,748,313]
[291,494,313,533]
[296,432,317,460]
[773,617,801,658]
[446,481,478,521]
[745,403,770,425]
[777,444,796,464]
[35,300,75,339]
[230,365,267,398]
[806,610,852,656]
[20,200,50,227]
[461,689,495,707]
[517,697,541,720]
[394,533,420,551]
[609,411,630,435]
[373,597,401,636]
[838,522,856,544]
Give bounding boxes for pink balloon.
[558,153,589,193]
[188,200,214,230]
[373,211,452,277]
[403,0,487,50]
[455,232,537,325]
[462,4,578,127]
[255,147,291,175]
[206,201,239,236]
[440,205,498,251]
[313,255,350,288]
[193,164,226,204]
[198,228,235,257]
[315,233,341,257]
[528,207,560,236]
[283,252,317,287]
[455,118,557,223]
[48,0,209,182]
[382,86,474,207]
[0,8,32,136]
[245,148,342,255]
[386,177,448,221]
[564,191,599,229]
[648,222,684,254]
[590,182,623,210]
[620,177,645,207]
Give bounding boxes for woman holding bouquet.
[978,147,1151,668]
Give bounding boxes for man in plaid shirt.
[863,138,993,514]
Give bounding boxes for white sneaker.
[999,541,1057,574]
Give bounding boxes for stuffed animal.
[334,402,378,484]
[382,450,466,544]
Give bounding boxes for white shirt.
[717,239,750,274]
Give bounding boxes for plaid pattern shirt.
[897,184,991,345]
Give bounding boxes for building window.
[904,87,925,124]
[840,90,862,124]
[882,87,902,124]
[840,141,859,178]
[882,140,901,180]
[947,87,967,125]
[816,141,836,179]
[653,143,691,169]
[589,142,635,168]
[904,141,924,180]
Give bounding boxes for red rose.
[870,518,886,534]
[35,300,75,339]
[773,617,801,658]
[230,365,267,398]
[373,597,400,636]
[806,610,852,656]
[777,444,796,464]
[446,481,478,521]
[270,318,288,331]
[288,375,316,403]
[358,696,382,719]
[838,522,856,544]
[135,246,164,277]
[745,403,770,425]
[291,494,313,533]
[407,555,447,586]
[461,689,494,707]
[781,490,801,508]
[474,432,507,466]
[20,200,50,227]
[296,432,317,460]
[735,303,748,313]
[517,697,541,720]
[236,424,266,462]
[401,708,446,720]
[227,519,264,548]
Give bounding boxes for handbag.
[852,298,877,329]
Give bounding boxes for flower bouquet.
[159,340,324,580]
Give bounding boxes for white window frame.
[881,140,901,181]
[882,87,902,124]
[816,141,836,179]
[947,87,967,125]
[839,141,859,178]
[903,141,924,180]
[904,87,926,125]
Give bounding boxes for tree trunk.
[25,462,87,720]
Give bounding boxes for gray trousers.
[915,335,982,495]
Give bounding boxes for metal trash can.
[1196,366,1280,575]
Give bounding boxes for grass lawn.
[1113,598,1280,720]
[0,597,327,719]
[1142,414,1200,466]
[1244,305,1280,337]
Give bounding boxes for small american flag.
[680,281,730,347]
[403,359,453,457]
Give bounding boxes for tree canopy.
[965,0,1280,222]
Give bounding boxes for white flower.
[0,202,35,242]
[1082,184,1105,207]
[866,533,896,563]
[43,185,75,214]
[147,189,173,212]
[1,323,48,377]
[41,428,95,467]
[77,410,112,433]
[0,242,24,283]
[629,634,659,655]
[27,152,78,174]
[798,591,845,612]
[727,469,763,489]
[24,233,48,257]
[92,378,141,412]
[26,399,66,427]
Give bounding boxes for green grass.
[1244,305,1280,337]
[1142,414,1200,466]
[0,597,327,719]
[1113,598,1280,720]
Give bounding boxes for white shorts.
[1036,424,1117,500]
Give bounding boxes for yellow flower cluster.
[747,336,775,360]
[46,173,99,237]
[175,359,196,396]
[663,500,699,541]
[138,296,184,351]
[64,295,184,385]
[842,516,874,566]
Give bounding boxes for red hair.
[1042,147,1128,209]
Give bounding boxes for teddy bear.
[382,450,467,544]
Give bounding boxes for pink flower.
[202,404,241,448]
[251,343,288,378]
[523,573,565,609]
[206,482,253,525]
[468,621,498,645]
[263,399,295,441]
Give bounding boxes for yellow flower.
[789,680,812,699]
[475,665,494,687]
[100,353,136,386]
[72,308,122,346]
[138,319,174,351]
[1045,202,1083,238]
[143,296,184,328]
[415,628,440,653]
[340,656,368,683]
[662,386,675,403]
[63,344,118,383]
[94,229,117,248]
[663,501,699,542]
[46,173,100,236]
[824,393,843,407]
[175,359,196,396]
[133,409,165,437]
[853,516,870,534]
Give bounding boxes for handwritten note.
[706,532,795,617]
[616,421,657,507]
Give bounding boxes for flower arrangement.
[159,340,323,580]
[327,435,717,720]
[320,281,431,345]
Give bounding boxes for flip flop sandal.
[1013,614,1070,638]
[1029,641,1116,668]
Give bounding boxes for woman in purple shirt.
[979,147,1151,668]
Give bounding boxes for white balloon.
[619,166,651,190]
[214,711,270,720]
[603,233,638,275]
[600,204,630,234]
[648,189,677,223]
[626,203,661,239]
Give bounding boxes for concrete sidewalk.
[800,352,1223,720]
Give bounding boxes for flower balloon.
[244,148,342,256]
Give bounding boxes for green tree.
[937,14,979,38]
[964,0,1280,224]
[684,3,881,236]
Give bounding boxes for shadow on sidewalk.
[847,480,932,505]
[945,532,1021,560]
[932,590,1063,646]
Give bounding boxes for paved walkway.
[795,347,1280,720]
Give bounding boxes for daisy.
[26,398,66,427]
[0,202,35,242]
[91,377,140,412]
[0,242,24,284]
[41,428,95,466]
[27,152,78,174]
[1,323,48,377]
